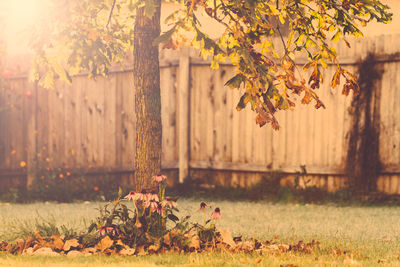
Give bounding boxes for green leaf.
[224,74,245,89]
[236,93,250,111]
[118,187,123,199]
[88,222,97,233]
[153,26,176,46]
[167,214,179,223]
[278,96,290,110]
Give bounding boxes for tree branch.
[106,0,117,29]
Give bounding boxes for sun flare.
[1,0,51,31]
[0,0,50,54]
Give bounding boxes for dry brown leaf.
[63,239,80,251]
[137,245,147,256]
[67,250,83,257]
[95,236,114,252]
[148,244,160,253]
[120,247,136,256]
[34,230,43,241]
[254,257,262,264]
[115,239,130,249]
[219,229,236,248]
[51,234,64,251]
[24,237,34,249]
[278,244,290,252]
[239,241,254,252]
[33,247,59,256]
[15,239,25,254]
[82,247,97,255]
[23,247,34,255]
[163,233,171,246]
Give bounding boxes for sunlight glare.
[0,0,51,54]
[2,0,49,32]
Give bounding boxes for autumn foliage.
[0,175,321,256]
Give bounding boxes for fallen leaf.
[120,247,136,256]
[163,233,171,246]
[82,247,97,255]
[239,240,254,252]
[24,237,34,250]
[189,235,200,250]
[51,234,64,251]
[33,247,59,256]
[67,250,83,257]
[148,244,160,253]
[95,236,114,252]
[23,247,34,255]
[116,239,129,249]
[219,229,236,248]
[15,239,25,254]
[63,239,80,251]
[34,230,43,241]
[137,246,147,256]
[254,257,262,264]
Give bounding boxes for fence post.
[26,80,38,187]
[178,47,190,183]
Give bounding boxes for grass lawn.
[1,199,400,266]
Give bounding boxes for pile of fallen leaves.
[0,229,320,257]
[1,177,321,257]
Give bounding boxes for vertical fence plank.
[178,48,190,182]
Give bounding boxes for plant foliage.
[29,0,392,129]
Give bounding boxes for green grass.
[1,199,400,266]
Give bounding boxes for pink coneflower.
[197,201,211,211]
[211,207,221,220]
[161,197,177,208]
[98,226,118,236]
[153,174,167,183]
[146,193,160,203]
[152,202,163,216]
[125,191,147,202]
[147,199,158,210]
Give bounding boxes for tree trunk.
[133,2,162,192]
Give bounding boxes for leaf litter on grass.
[0,228,320,258]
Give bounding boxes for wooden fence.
[1,34,400,193]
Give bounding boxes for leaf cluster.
[157,0,392,129]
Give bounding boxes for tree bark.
[133,2,162,192]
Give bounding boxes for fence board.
[2,37,400,193]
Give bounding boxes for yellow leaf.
[95,236,114,252]
[63,239,80,251]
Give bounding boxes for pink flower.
[211,207,221,220]
[153,174,166,183]
[98,226,118,236]
[161,197,177,208]
[147,199,158,210]
[125,191,146,202]
[152,202,163,216]
[197,201,211,211]
[146,193,160,203]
